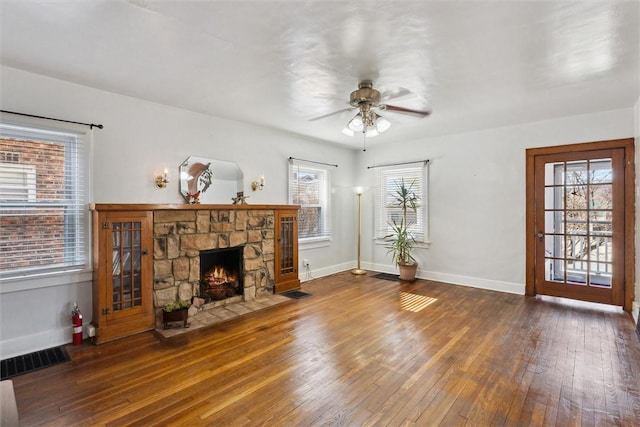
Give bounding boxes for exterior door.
[526,139,635,310]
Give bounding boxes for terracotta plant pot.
[398,263,418,282]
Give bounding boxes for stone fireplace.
[152,208,276,327]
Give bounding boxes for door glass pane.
[589,159,612,184]
[590,261,612,287]
[590,236,613,262]
[566,235,588,284]
[545,162,564,185]
[544,211,559,234]
[549,258,565,283]
[566,161,588,185]
[590,184,612,209]
[590,212,612,236]
[545,234,563,258]
[565,211,587,235]
[544,186,563,209]
[566,185,588,209]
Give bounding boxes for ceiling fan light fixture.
[371,112,391,134]
[342,127,355,136]
[346,112,364,132]
[365,128,379,137]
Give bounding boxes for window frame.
[0,119,92,289]
[374,164,429,245]
[288,161,331,244]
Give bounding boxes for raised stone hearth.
[152,208,276,328]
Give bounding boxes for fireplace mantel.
[91,203,298,211]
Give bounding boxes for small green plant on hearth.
[162,300,191,312]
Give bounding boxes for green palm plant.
[384,178,419,266]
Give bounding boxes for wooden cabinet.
[92,209,154,344]
[274,208,300,293]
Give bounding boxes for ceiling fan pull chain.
[362,132,367,152]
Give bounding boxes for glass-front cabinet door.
[93,210,154,344]
[275,209,300,293]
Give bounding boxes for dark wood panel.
[12,272,640,425]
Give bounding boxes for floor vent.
[1,346,71,380]
[282,290,311,299]
[372,273,400,281]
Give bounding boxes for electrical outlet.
[303,259,310,267]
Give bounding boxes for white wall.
[357,108,637,297]
[0,66,358,359]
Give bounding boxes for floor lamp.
[351,186,367,275]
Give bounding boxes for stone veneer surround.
[152,208,276,324]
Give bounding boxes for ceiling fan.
[310,80,431,137]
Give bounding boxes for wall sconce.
[155,168,169,189]
[251,175,265,191]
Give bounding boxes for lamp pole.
[351,189,366,275]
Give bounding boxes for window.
[288,161,331,241]
[375,164,427,241]
[0,121,89,278]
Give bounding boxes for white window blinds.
[374,164,427,241]
[0,122,89,278]
[288,161,331,240]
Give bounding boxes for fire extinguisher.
[72,302,83,346]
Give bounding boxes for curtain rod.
[288,157,338,168]
[367,159,429,169]
[0,110,104,130]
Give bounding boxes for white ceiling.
[1,1,638,149]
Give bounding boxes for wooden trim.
[623,139,636,312]
[525,138,635,311]
[525,150,536,297]
[91,203,300,211]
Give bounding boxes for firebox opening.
[199,246,244,302]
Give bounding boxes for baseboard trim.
[299,262,354,282]
[363,261,525,295]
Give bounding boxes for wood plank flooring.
[11,272,640,426]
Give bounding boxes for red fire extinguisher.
[72,302,83,346]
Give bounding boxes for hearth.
[199,247,244,302]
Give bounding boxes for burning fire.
[203,265,237,287]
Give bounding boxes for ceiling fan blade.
[308,107,354,122]
[380,88,412,102]
[383,104,431,118]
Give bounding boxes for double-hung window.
[0,121,89,279]
[374,164,428,242]
[288,161,331,242]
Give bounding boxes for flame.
[204,265,237,286]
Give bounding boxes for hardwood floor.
[12,272,640,426]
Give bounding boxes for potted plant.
[162,299,191,329]
[384,178,420,281]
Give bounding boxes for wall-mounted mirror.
[179,156,244,204]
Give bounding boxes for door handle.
[537,232,544,239]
